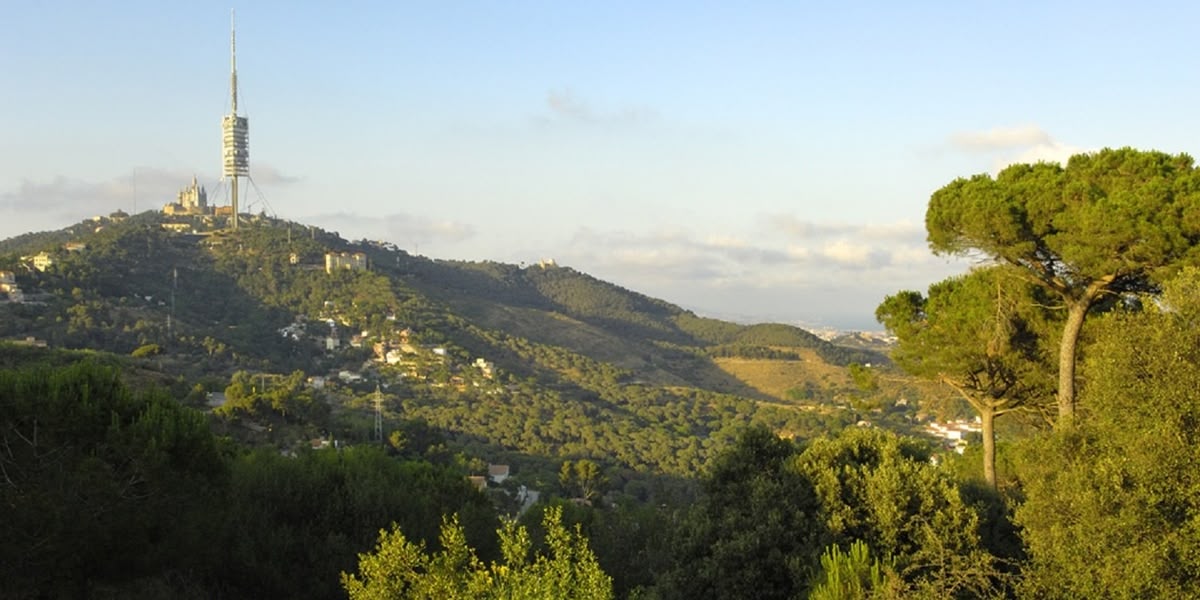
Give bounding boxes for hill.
[0,212,902,480]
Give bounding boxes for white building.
[30,252,54,272]
[325,252,368,274]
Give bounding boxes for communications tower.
[221,10,249,230]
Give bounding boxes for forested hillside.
[8,150,1195,599]
[0,213,886,486]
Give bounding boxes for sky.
[5,1,1200,330]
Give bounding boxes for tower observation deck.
[222,10,249,229]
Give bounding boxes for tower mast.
[221,9,249,230]
[230,11,238,115]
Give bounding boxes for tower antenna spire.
[230,9,238,114]
[221,8,249,230]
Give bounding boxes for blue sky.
[4,1,1200,330]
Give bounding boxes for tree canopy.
[0,361,226,597]
[1013,268,1200,598]
[342,506,612,600]
[656,427,999,599]
[876,266,1054,485]
[925,147,1200,424]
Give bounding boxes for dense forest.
[5,147,1200,597]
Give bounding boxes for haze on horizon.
[4,1,1199,330]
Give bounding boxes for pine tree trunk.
[1056,300,1090,428]
[981,407,996,488]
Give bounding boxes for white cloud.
[769,214,854,238]
[0,163,299,217]
[820,239,874,266]
[546,89,595,122]
[765,215,922,242]
[858,221,924,240]
[704,234,748,249]
[539,88,658,127]
[1009,141,1085,167]
[559,218,953,290]
[950,124,1053,151]
[0,168,204,238]
[548,224,974,330]
[250,163,302,186]
[302,211,476,249]
[947,124,1090,172]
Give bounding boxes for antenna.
[230,10,238,114]
[221,8,249,230]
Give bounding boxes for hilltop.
[0,212,919,481]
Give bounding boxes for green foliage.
[342,506,612,599]
[0,217,304,368]
[794,429,1001,597]
[524,499,674,598]
[1014,268,1200,598]
[847,363,879,393]
[705,344,802,360]
[131,342,161,357]
[731,323,884,366]
[0,361,501,599]
[0,361,226,598]
[560,459,606,501]
[876,266,1055,485]
[217,445,496,599]
[657,426,819,600]
[656,427,1001,599]
[808,540,901,600]
[925,147,1200,422]
[391,325,849,476]
[217,369,327,424]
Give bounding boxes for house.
[0,272,19,301]
[63,242,87,252]
[487,464,510,484]
[30,252,54,272]
[307,376,326,390]
[324,251,368,274]
[467,476,488,492]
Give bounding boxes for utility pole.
[168,267,177,339]
[373,385,383,444]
